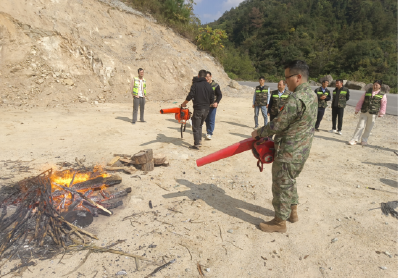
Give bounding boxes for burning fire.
[49,167,115,214]
[51,168,109,190]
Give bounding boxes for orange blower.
[196,137,275,172]
[160,107,191,138]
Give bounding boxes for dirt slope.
[0,0,247,109]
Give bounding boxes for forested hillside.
[210,0,398,92]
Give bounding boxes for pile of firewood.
[105,149,168,174]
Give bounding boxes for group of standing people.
[313,78,387,145]
[180,70,222,149]
[253,76,387,146]
[129,68,222,150]
[129,63,388,234]
[252,78,291,129]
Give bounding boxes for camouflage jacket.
[257,82,318,163]
[361,88,385,115]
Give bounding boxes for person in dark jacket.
[268,80,290,122]
[329,79,350,135]
[314,79,331,131]
[205,71,222,140]
[181,70,214,150]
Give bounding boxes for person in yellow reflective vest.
[314,79,331,131]
[129,68,147,124]
[329,79,350,135]
[252,76,270,129]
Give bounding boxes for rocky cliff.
[0,0,246,108]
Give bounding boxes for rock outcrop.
[345,81,366,90]
[0,0,241,108]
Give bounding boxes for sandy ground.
[0,95,398,278]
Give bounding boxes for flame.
[50,167,109,190]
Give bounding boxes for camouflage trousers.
[271,161,305,220]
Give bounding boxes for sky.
[193,0,246,24]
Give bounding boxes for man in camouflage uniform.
[251,60,318,233]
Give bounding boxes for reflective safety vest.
[132,77,146,96]
[211,80,219,103]
[254,85,269,106]
[270,89,291,115]
[332,87,348,108]
[316,87,330,108]
[361,88,385,115]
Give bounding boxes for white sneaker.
[187,119,192,126]
[329,129,336,133]
[206,134,212,140]
[337,131,342,135]
[348,140,357,145]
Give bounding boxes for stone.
[228,80,242,90]
[10,65,22,73]
[379,266,387,270]
[319,75,333,84]
[309,80,318,86]
[185,268,190,272]
[227,229,233,233]
[346,81,366,90]
[381,84,391,93]
[20,69,36,77]
[36,79,44,84]
[64,78,74,86]
[205,268,210,272]
[331,238,338,243]
[79,96,88,102]
[94,101,99,105]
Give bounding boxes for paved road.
[238,81,398,116]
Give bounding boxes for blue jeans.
[254,106,268,127]
[205,107,217,135]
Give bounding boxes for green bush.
[196,25,228,58]
[222,47,257,80]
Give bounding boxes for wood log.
[119,158,134,165]
[113,154,131,158]
[107,156,122,167]
[131,149,153,164]
[153,154,167,165]
[104,166,136,174]
[71,175,122,191]
[140,159,154,171]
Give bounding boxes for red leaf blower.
[196,137,275,172]
[160,107,191,138]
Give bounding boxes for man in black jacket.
[314,79,331,131]
[181,70,214,150]
[329,79,350,135]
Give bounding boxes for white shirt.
[137,79,144,97]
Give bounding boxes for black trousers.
[315,107,325,129]
[192,108,209,146]
[132,97,145,123]
[332,106,344,131]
